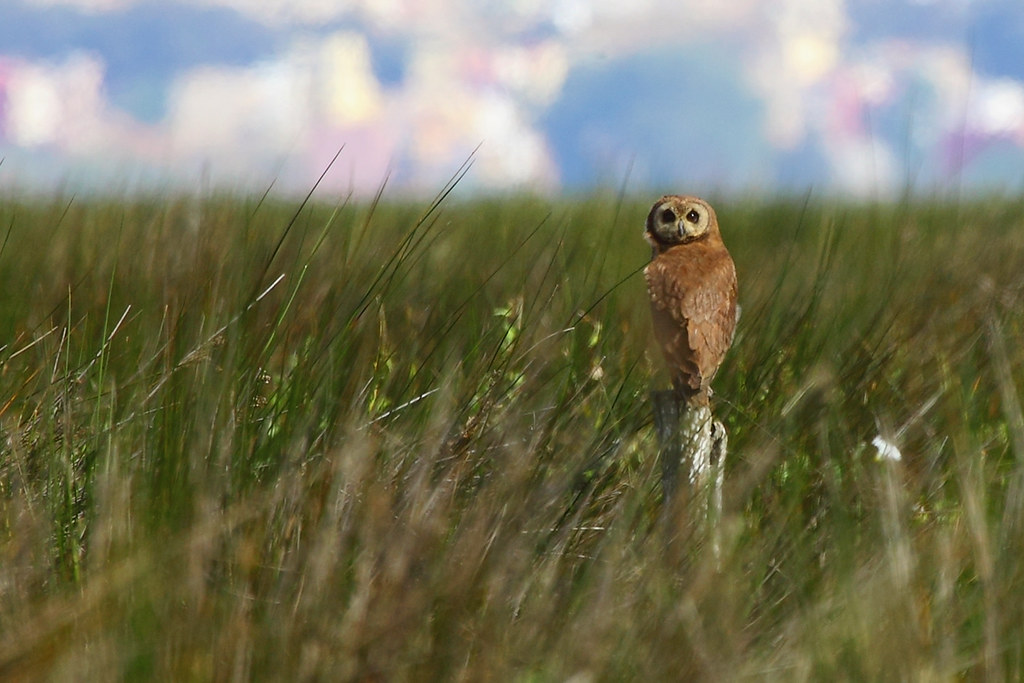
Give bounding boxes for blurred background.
[2,0,1024,197]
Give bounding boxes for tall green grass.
[1,185,1023,679]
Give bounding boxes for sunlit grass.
[0,185,1023,679]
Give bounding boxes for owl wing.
[683,256,737,388]
[646,259,702,395]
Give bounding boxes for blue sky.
[2,0,1024,197]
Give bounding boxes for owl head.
[644,195,718,249]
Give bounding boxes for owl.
[644,195,737,407]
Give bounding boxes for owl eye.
[685,209,701,223]
[660,208,676,224]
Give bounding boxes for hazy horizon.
[3,0,1024,198]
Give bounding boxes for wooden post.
[652,390,727,551]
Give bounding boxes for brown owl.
[644,195,737,407]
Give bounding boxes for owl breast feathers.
[643,195,737,406]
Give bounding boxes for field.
[1,181,1024,680]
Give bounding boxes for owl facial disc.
[645,197,711,246]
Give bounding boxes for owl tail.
[671,367,709,408]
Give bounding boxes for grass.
[1,184,1024,679]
